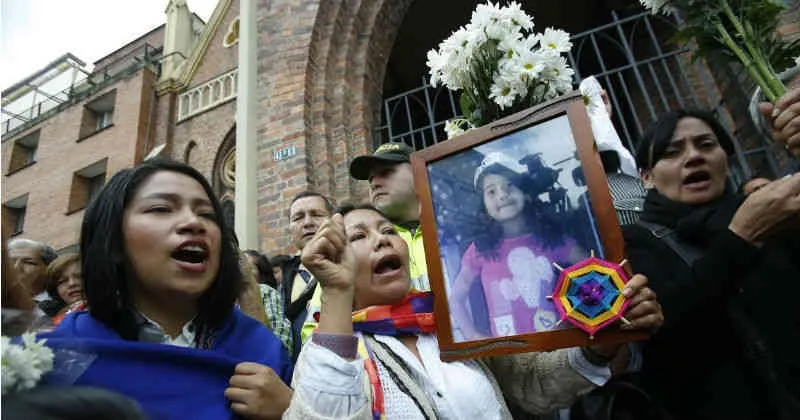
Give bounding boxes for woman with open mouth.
[28,158,293,420]
[284,203,663,419]
[624,109,800,420]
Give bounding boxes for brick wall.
[165,0,241,182]
[1,68,154,249]
[94,26,166,70]
[248,0,412,255]
[171,101,237,182]
[189,0,240,88]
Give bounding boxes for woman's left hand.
[225,362,292,419]
[585,274,663,365]
[619,273,663,333]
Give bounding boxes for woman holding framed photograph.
[450,152,584,340]
[285,203,663,419]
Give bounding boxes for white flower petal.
[538,28,572,53]
[639,0,671,15]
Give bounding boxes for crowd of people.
[2,78,799,420]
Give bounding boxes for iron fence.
[374,10,782,181]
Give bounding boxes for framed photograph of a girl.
[412,92,644,361]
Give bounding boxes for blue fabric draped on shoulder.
[36,308,293,420]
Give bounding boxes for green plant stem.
[719,0,786,99]
[714,21,777,102]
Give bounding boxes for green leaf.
[459,93,474,119]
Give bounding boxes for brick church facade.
[3,0,798,254]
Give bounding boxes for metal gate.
[374,10,784,181]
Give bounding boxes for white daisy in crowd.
[442,26,473,55]
[426,49,447,87]
[427,2,574,128]
[469,2,504,34]
[538,28,572,53]
[515,50,546,81]
[497,37,524,59]
[500,2,534,31]
[489,78,520,109]
[639,0,671,15]
[543,56,574,84]
[444,119,473,138]
[2,333,54,395]
[500,69,529,100]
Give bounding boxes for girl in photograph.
[451,152,584,340]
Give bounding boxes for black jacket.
[277,255,301,314]
[622,190,800,420]
[277,255,318,362]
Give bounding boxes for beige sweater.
[283,339,597,419]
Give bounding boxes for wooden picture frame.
[411,92,647,361]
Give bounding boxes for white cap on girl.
[473,152,527,190]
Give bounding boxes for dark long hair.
[243,250,278,288]
[473,164,564,259]
[635,109,735,171]
[80,158,242,345]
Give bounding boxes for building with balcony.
[1,10,204,251]
[3,0,798,254]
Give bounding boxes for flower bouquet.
[426,2,575,139]
[640,0,800,103]
[1,333,54,395]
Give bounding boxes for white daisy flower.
[490,79,519,109]
[501,2,534,31]
[515,50,545,80]
[543,56,574,83]
[639,0,671,15]
[2,333,54,395]
[538,28,572,53]
[445,119,474,138]
[426,50,447,86]
[442,27,473,56]
[498,37,524,59]
[470,2,504,33]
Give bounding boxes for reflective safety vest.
[395,223,429,292]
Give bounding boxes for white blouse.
[292,334,610,419]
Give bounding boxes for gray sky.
[1,0,218,90]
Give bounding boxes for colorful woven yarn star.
[548,253,631,338]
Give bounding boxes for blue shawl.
[37,309,293,419]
